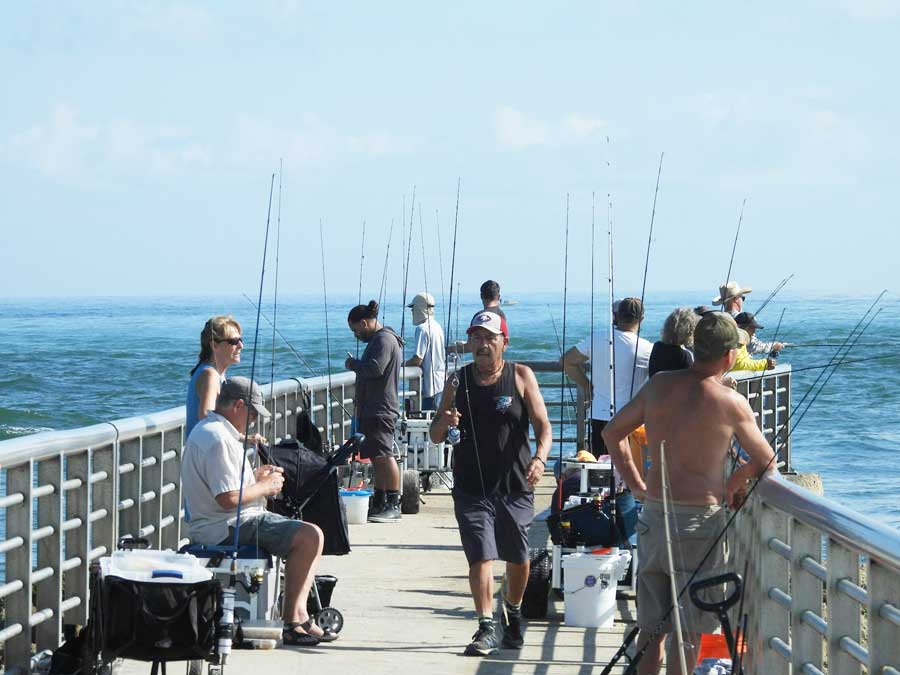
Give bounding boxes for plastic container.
[340,489,373,524]
[561,549,631,628]
[100,548,213,584]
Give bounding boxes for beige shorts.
[636,497,728,635]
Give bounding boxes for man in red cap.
[430,310,552,657]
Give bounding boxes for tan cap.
[693,312,741,361]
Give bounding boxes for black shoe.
[500,604,524,649]
[367,503,401,523]
[464,622,499,656]
[367,493,385,517]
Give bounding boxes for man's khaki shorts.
[635,497,728,635]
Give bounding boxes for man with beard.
[430,310,552,656]
[345,300,404,523]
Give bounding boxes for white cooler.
[562,549,632,628]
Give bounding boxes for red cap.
[466,310,509,338]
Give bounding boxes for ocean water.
[1,292,899,571]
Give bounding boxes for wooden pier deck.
[119,476,637,675]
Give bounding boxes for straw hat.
[712,281,752,305]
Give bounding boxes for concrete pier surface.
[119,477,637,675]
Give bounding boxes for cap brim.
[466,325,502,335]
[251,402,271,419]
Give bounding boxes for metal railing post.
[868,558,900,672]
[35,456,63,652]
[827,539,861,675]
[791,520,824,671]
[760,504,791,674]
[5,461,34,668]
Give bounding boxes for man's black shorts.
[359,415,396,460]
[452,489,534,566]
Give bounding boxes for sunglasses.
[216,336,243,346]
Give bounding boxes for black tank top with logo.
[453,361,533,496]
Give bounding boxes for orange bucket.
[697,633,745,660]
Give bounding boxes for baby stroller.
[253,431,360,634]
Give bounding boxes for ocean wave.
[0,424,54,440]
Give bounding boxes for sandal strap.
[283,619,314,631]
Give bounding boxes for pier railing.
[732,473,900,674]
[3,361,897,675]
[0,369,421,671]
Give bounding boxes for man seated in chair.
[181,376,335,646]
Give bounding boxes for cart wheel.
[315,607,344,635]
[521,548,552,619]
[187,660,204,675]
[401,469,420,514]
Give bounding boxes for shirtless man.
[601,312,775,675]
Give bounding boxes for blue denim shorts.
[220,512,304,559]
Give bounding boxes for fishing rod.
[787,308,884,436]
[753,273,793,317]
[546,306,577,410]
[607,193,616,416]
[356,220,366,358]
[445,179,461,342]
[557,194,570,511]
[319,219,336,451]
[589,191,595,440]
[629,152,664,400]
[619,293,886,674]
[399,188,416,405]
[721,198,748,311]
[231,172,275,557]
[240,293,355,420]
[435,209,446,312]
[786,342,882,349]
[418,205,429,300]
[786,354,899,372]
[270,160,283,402]
[377,220,394,324]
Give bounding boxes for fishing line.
[786,352,899,372]
[269,160,283,405]
[319,219,336,451]
[231,172,275,556]
[377,220,394,324]
[620,292,886,674]
[753,273,794,317]
[557,194,570,511]
[240,293,355,420]
[546,306,577,410]
[629,152,664,400]
[721,198,748,311]
[356,220,366,358]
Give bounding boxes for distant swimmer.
[712,280,752,316]
[735,311,784,356]
[602,311,775,675]
[345,300,404,523]
[430,310,552,657]
[562,297,652,458]
[404,291,446,410]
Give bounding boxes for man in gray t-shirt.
[181,376,335,645]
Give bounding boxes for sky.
[2,1,898,301]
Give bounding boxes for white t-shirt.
[181,412,266,545]
[414,318,446,398]
[575,329,653,421]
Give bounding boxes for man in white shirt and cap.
[713,281,752,316]
[563,297,653,458]
[405,291,446,410]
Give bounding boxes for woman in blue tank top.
[185,315,243,439]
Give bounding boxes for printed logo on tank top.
[494,395,513,413]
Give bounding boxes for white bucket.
[561,550,632,628]
[340,489,372,524]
